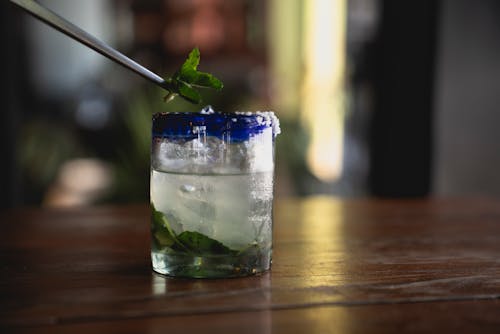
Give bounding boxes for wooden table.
[1,197,500,333]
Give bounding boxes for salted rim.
[152,106,280,141]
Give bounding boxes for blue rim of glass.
[152,111,276,142]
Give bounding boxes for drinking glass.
[150,107,280,278]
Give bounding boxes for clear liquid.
[150,169,274,277]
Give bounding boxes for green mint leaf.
[177,80,201,104]
[151,205,191,252]
[154,229,175,247]
[162,47,223,104]
[151,205,176,247]
[182,47,200,71]
[192,72,223,90]
[172,231,237,256]
[151,205,237,255]
[177,66,198,83]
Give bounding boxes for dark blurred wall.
[0,3,23,208]
[434,0,500,195]
[368,0,440,197]
[368,0,500,197]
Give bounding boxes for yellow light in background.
[268,0,303,115]
[302,0,346,182]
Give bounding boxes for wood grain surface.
[1,197,500,333]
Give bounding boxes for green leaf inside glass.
[151,205,237,256]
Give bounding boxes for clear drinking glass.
[150,107,280,278]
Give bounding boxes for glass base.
[151,250,271,278]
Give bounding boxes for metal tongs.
[9,0,169,90]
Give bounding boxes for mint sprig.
[151,205,236,256]
[173,231,236,256]
[162,48,223,104]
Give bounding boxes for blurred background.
[1,0,500,208]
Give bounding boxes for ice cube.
[164,211,183,235]
[210,174,258,248]
[176,178,216,235]
[152,139,189,171]
[180,184,196,193]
